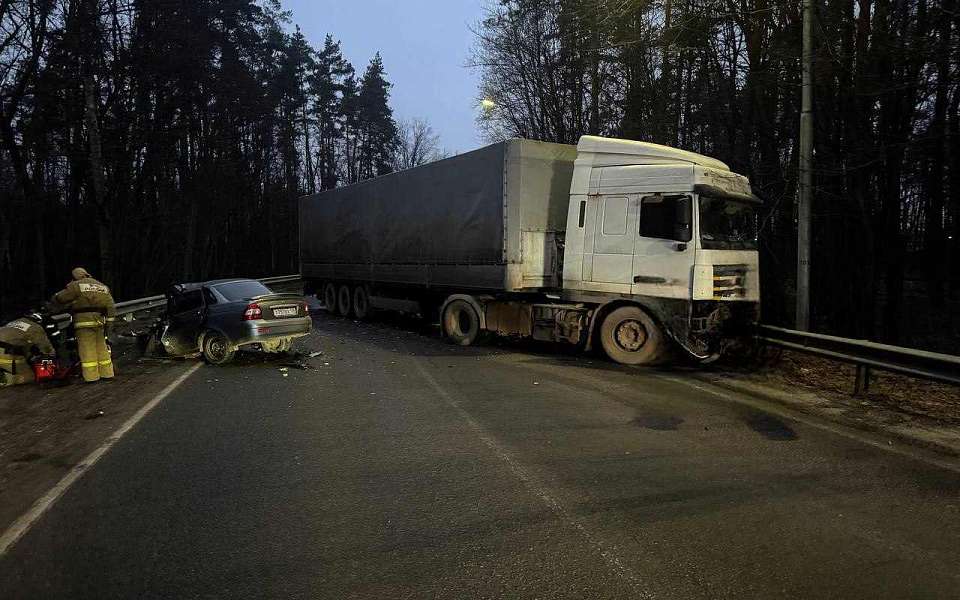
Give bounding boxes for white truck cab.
[561,136,761,360]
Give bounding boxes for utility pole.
[796,0,814,331]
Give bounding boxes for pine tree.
[310,35,354,190]
[355,53,398,181]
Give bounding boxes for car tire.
[442,299,481,346]
[353,286,371,320]
[323,283,338,312]
[337,285,353,317]
[202,331,236,365]
[599,306,666,365]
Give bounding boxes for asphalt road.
[1,310,959,599]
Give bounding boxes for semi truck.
[299,136,760,365]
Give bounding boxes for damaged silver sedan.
[147,279,312,365]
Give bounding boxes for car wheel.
[337,285,353,317]
[599,306,666,365]
[202,331,236,365]
[353,286,370,320]
[442,299,481,346]
[323,283,338,312]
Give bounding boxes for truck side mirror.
[674,196,692,242]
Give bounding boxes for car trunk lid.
[248,293,308,320]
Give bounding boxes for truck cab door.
[632,194,695,299]
[589,194,638,286]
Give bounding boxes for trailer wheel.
[599,306,665,365]
[323,283,338,312]
[337,285,353,317]
[442,299,481,346]
[353,286,370,320]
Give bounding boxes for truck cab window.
[640,194,692,242]
[601,196,628,235]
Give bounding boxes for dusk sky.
[281,0,486,154]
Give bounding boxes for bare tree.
[393,118,446,171]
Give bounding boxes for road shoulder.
[694,370,960,459]
[0,342,200,536]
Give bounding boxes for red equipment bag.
[33,359,58,383]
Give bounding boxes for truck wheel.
[353,286,371,320]
[442,299,481,346]
[599,306,665,365]
[202,331,236,365]
[337,285,353,317]
[323,283,337,312]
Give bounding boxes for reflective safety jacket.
[0,318,55,356]
[50,277,117,320]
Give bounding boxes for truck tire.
[337,284,353,317]
[599,306,665,366]
[442,299,481,346]
[353,286,370,320]
[323,283,337,312]
[202,331,236,365]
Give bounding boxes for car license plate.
[273,307,298,318]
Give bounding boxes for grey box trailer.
[299,139,577,292]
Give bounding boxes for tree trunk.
[83,73,115,287]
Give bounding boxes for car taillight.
[243,303,262,321]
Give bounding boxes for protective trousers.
[74,312,114,382]
[0,352,33,386]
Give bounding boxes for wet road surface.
[1,311,959,599]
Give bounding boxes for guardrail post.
[854,365,871,397]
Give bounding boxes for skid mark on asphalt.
[485,351,960,472]
[655,374,960,474]
[407,353,655,599]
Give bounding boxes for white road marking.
[0,362,203,557]
[409,355,655,599]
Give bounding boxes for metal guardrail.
[758,324,960,392]
[54,275,303,323]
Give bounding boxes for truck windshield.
[699,196,759,250]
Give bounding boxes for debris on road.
[280,362,315,371]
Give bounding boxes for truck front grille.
[713,265,747,299]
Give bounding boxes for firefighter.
[0,312,56,386]
[48,267,116,383]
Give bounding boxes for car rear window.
[213,281,272,301]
